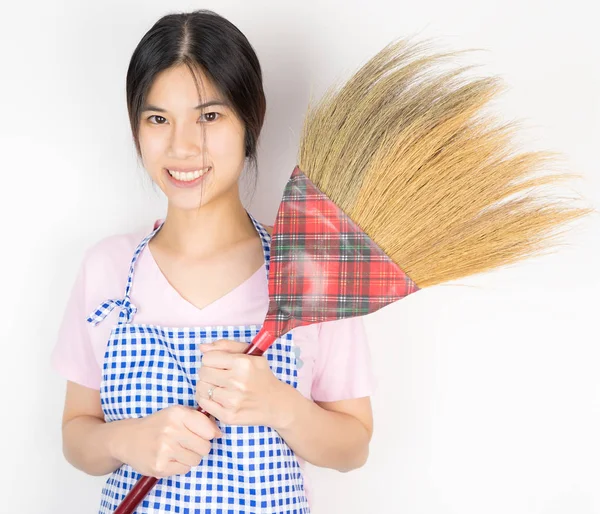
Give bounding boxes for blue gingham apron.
[87,213,310,514]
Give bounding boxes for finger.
[197,366,230,388]
[197,380,242,410]
[200,350,238,370]
[197,394,232,424]
[171,445,206,468]
[178,425,219,457]
[154,461,193,479]
[182,407,223,439]
[201,340,249,354]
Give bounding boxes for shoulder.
[76,224,153,301]
[82,227,147,274]
[265,225,273,236]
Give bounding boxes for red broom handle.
[113,327,276,514]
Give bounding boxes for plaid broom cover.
[262,165,420,338]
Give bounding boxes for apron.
[87,212,310,514]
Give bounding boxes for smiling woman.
[137,65,246,204]
[51,8,374,514]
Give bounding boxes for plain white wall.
[1,0,598,513]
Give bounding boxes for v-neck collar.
[142,211,269,315]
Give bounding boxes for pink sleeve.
[310,316,376,402]
[50,257,102,390]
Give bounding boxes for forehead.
[146,64,223,106]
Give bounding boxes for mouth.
[164,167,212,187]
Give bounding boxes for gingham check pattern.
[263,165,420,337]
[87,214,309,514]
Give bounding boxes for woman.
[52,9,375,513]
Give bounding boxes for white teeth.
[167,168,211,182]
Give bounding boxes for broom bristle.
[298,38,594,288]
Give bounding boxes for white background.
[1,0,599,513]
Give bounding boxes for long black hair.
[126,9,266,190]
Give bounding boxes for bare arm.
[275,391,373,472]
[60,381,131,476]
[60,381,221,478]
[197,341,374,473]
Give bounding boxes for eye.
[147,115,167,124]
[200,112,221,123]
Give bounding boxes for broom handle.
[112,327,275,514]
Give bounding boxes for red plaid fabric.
[262,166,420,339]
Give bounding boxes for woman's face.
[138,64,246,211]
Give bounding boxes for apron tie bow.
[86,297,138,326]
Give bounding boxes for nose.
[166,121,203,159]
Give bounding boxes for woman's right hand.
[112,405,222,478]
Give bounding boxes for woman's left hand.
[196,339,292,428]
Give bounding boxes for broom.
[112,37,594,513]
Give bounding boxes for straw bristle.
[298,38,594,288]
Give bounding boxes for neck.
[155,187,256,258]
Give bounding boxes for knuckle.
[172,465,191,478]
[159,420,171,434]
[235,357,251,373]
[229,396,242,411]
[152,458,167,477]
[159,422,174,437]
[157,436,171,453]
[169,405,186,420]
[231,377,248,394]
[201,441,212,456]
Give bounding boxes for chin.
[166,192,215,211]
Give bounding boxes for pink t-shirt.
[51,221,376,402]
[51,220,376,505]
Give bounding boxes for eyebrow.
[141,101,229,113]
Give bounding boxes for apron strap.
[247,211,271,279]
[86,221,163,326]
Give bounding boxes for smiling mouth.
[166,167,212,182]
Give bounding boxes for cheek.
[138,129,166,167]
[210,123,246,161]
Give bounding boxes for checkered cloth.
[262,166,419,338]
[88,214,309,514]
